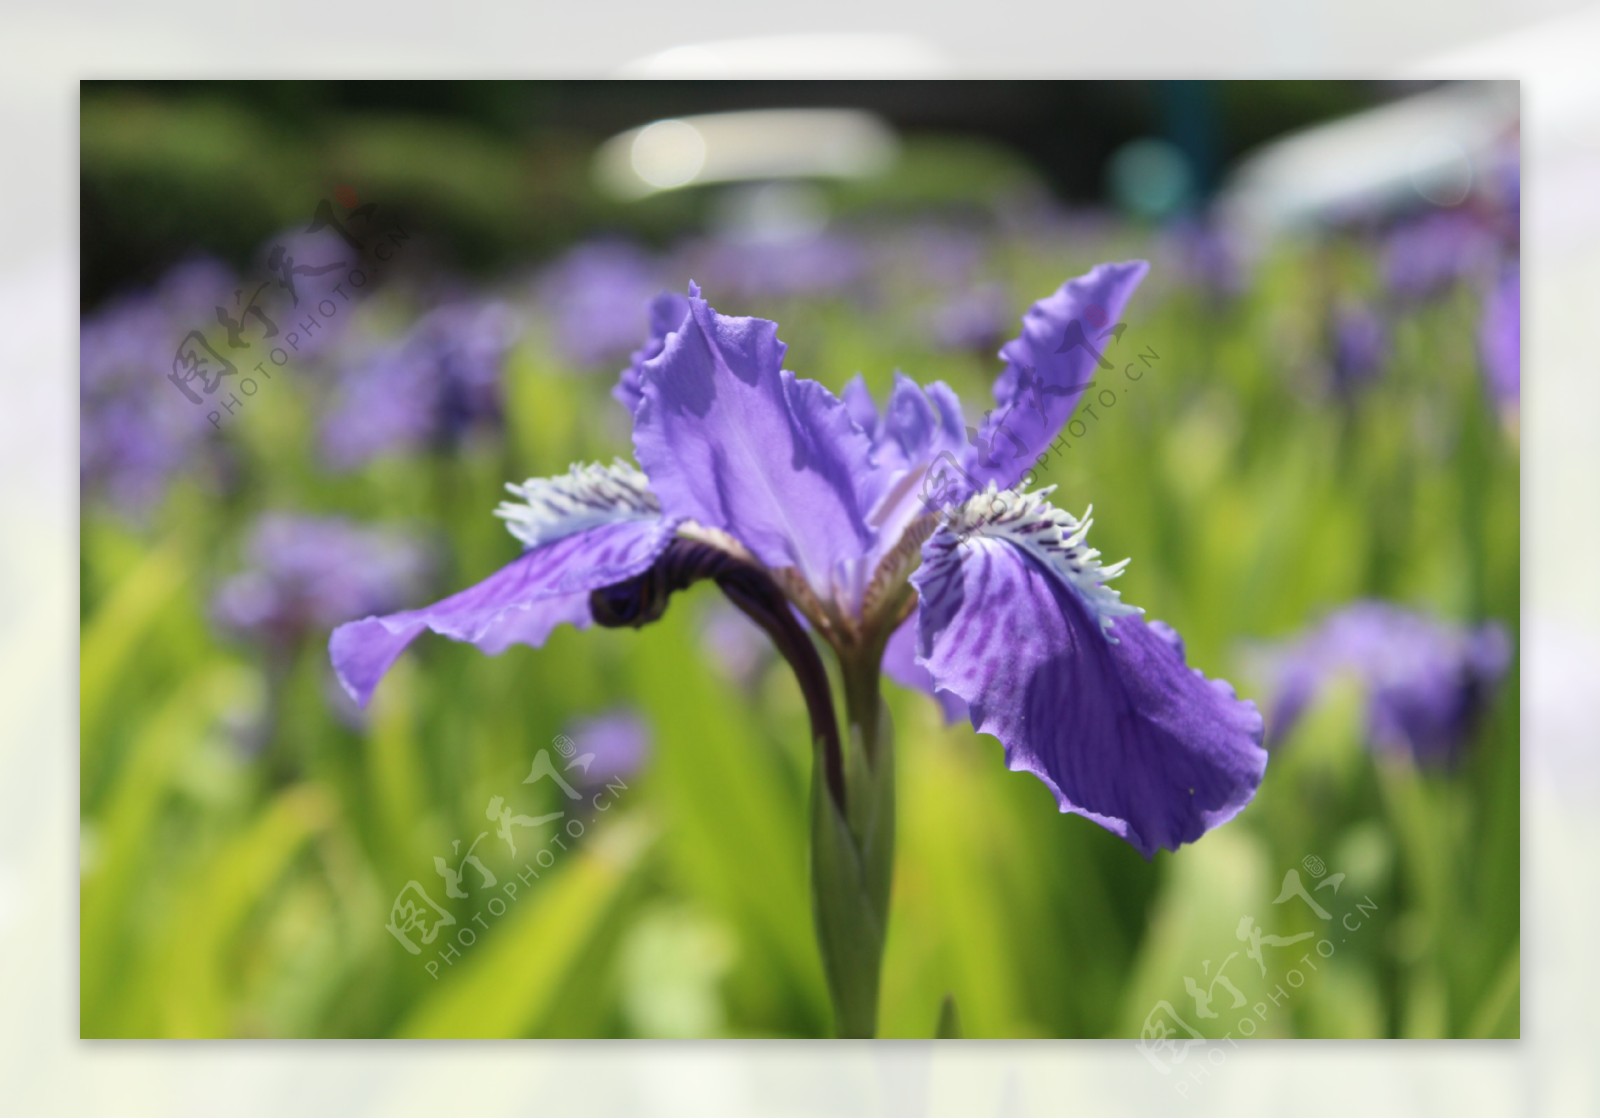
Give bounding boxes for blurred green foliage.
[79,95,1517,1040]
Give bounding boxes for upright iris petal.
[911,486,1266,856]
[613,291,691,416]
[631,285,878,603]
[860,373,968,563]
[330,461,677,707]
[843,372,970,721]
[968,261,1149,492]
[840,374,881,435]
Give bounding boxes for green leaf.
[811,698,895,1038]
[936,994,963,1039]
[397,816,655,1038]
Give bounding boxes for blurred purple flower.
[1262,601,1512,766]
[928,283,1011,356]
[80,257,238,513]
[321,300,518,469]
[1327,301,1388,395]
[1478,265,1519,412]
[1381,210,1496,302]
[258,227,364,341]
[536,241,666,369]
[215,514,430,650]
[560,709,652,788]
[698,600,776,688]
[674,232,869,303]
[872,223,988,294]
[1162,218,1247,299]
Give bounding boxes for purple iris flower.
[928,283,1011,356]
[80,257,239,514]
[321,300,518,469]
[535,241,666,369]
[1478,265,1519,412]
[1327,301,1389,395]
[1260,601,1511,767]
[699,600,777,688]
[674,232,870,304]
[330,262,1266,859]
[1162,217,1247,300]
[1381,210,1496,302]
[559,709,652,789]
[255,226,363,360]
[216,513,430,651]
[81,293,194,512]
[871,223,988,295]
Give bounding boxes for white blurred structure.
[594,108,899,200]
[1215,80,1518,243]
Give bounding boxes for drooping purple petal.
[331,583,596,707]
[910,488,1266,857]
[969,262,1150,492]
[632,286,877,600]
[882,611,967,725]
[214,514,430,649]
[331,462,677,707]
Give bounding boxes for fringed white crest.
[926,483,1141,636]
[495,459,660,550]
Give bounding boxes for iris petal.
[632,286,877,599]
[841,373,880,436]
[882,610,968,725]
[613,291,691,415]
[970,261,1150,491]
[331,462,678,707]
[910,488,1265,857]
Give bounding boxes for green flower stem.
[811,647,895,1038]
[592,537,897,1037]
